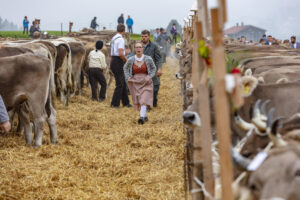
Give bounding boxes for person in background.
[29,21,36,38]
[262,34,268,43]
[88,40,107,102]
[153,28,160,43]
[126,15,134,34]
[290,36,300,49]
[23,16,29,35]
[125,45,134,58]
[90,17,99,30]
[123,42,156,124]
[141,30,162,108]
[241,36,247,45]
[0,95,11,133]
[258,38,265,46]
[156,28,169,63]
[265,35,273,45]
[170,23,177,45]
[117,14,124,25]
[110,24,131,108]
[283,39,290,48]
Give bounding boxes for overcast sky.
[1,0,299,39]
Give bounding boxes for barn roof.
[224,25,266,35]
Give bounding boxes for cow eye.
[250,184,257,191]
[295,169,300,177]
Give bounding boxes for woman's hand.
[156,69,162,77]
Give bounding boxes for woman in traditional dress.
[123,42,157,124]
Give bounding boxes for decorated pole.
[211,4,234,200]
[190,11,204,200]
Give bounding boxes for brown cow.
[0,54,57,146]
[67,41,86,95]
[246,145,300,200]
[50,40,73,106]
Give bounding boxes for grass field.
[0,31,67,39]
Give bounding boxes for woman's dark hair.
[117,24,125,33]
[95,40,103,51]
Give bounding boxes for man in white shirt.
[110,24,131,108]
[88,40,107,101]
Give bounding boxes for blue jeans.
[127,26,133,34]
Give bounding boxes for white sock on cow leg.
[140,105,147,118]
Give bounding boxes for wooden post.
[211,7,233,200]
[191,11,203,200]
[69,22,73,33]
[218,0,227,26]
[197,0,210,37]
[195,20,215,199]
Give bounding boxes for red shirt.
[133,62,148,74]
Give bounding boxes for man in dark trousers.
[110,24,131,108]
[117,14,124,25]
[141,30,162,108]
[0,95,11,133]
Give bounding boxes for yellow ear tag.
[244,85,250,94]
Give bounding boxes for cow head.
[247,146,300,200]
[182,100,201,128]
[241,69,259,97]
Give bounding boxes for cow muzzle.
[182,111,201,128]
[175,73,184,80]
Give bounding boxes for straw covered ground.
[0,57,185,199]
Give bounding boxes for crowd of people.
[90,14,134,34]
[87,24,176,124]
[236,34,300,48]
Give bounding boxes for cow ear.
[244,68,252,76]
[241,76,258,97]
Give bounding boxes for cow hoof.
[51,140,58,144]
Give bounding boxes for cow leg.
[46,104,58,144]
[33,116,46,147]
[16,114,24,135]
[18,106,33,145]
[77,79,82,95]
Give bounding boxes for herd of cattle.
[0,30,134,147]
[177,40,300,199]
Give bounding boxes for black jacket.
[143,41,162,85]
[117,16,124,24]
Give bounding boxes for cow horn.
[260,99,271,116]
[251,99,267,131]
[234,111,255,131]
[267,108,275,128]
[271,118,282,136]
[254,99,261,116]
[231,148,251,170]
